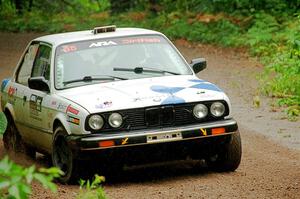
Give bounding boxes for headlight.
[108,113,123,128]
[193,104,208,119]
[210,102,225,117]
[88,115,104,130]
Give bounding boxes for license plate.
[147,132,182,143]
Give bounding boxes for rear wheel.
[3,114,22,152]
[207,131,242,172]
[52,126,78,183]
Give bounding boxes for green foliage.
[77,174,106,199]
[0,156,63,199]
[0,112,7,135]
[0,0,299,118]
[250,13,300,118]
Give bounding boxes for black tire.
[207,131,242,172]
[52,126,78,184]
[3,113,23,152]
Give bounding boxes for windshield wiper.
[63,75,127,85]
[113,67,180,75]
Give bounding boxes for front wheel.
[52,126,78,183]
[207,131,242,172]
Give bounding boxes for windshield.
[55,35,192,89]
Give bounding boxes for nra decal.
[29,94,43,121]
[66,105,79,115]
[89,41,117,48]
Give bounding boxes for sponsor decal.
[57,103,67,111]
[122,38,161,44]
[51,101,57,106]
[6,86,17,105]
[95,101,112,109]
[29,94,43,121]
[62,45,77,53]
[1,79,9,92]
[67,115,80,125]
[7,86,17,97]
[197,91,206,94]
[89,41,117,48]
[66,105,79,115]
[133,94,168,102]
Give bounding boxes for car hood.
[58,75,226,113]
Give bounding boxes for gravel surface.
[0,33,299,199]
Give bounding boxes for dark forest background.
[0,0,299,118]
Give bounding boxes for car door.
[14,42,39,139]
[22,43,53,152]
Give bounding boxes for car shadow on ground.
[2,149,214,186]
[92,160,213,185]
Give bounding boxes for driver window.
[32,44,51,80]
[16,43,39,85]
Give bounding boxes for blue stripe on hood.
[161,96,186,105]
[190,83,222,92]
[188,79,206,83]
[150,85,185,94]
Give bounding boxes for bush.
[77,174,106,199]
[0,156,63,199]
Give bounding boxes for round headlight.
[193,104,208,119]
[108,113,123,128]
[88,115,104,130]
[210,102,225,117]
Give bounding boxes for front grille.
[145,106,174,126]
[88,100,229,133]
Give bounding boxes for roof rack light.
[93,25,116,34]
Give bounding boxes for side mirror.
[28,77,50,92]
[190,58,207,74]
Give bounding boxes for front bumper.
[67,118,238,151]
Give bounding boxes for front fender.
[53,112,72,135]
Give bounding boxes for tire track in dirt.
[0,33,299,199]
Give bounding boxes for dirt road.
[0,33,299,199]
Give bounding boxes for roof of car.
[34,27,163,47]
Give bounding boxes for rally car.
[1,25,241,183]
